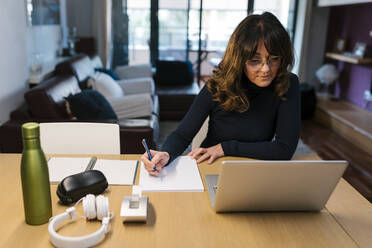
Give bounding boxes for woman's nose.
[260,62,270,72]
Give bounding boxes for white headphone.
[48,194,113,248]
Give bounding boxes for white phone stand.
[120,185,148,222]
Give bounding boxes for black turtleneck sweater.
[161,73,301,163]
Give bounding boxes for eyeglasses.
[245,56,281,70]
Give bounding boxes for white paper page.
[93,160,138,185]
[139,156,204,192]
[48,157,91,183]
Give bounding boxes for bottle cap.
[22,122,40,139]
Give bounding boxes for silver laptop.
[205,160,348,212]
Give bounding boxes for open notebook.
[47,157,138,185]
[139,156,204,192]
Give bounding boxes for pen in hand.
[141,139,157,172]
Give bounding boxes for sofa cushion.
[109,93,153,120]
[90,55,104,68]
[154,60,194,85]
[95,67,120,80]
[55,55,95,84]
[66,90,117,120]
[88,72,124,100]
[25,75,81,119]
[115,64,153,79]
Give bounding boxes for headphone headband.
[48,195,111,248]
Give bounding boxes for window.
[253,0,297,40]
[158,0,189,60]
[127,0,151,65]
[198,0,247,52]
[124,0,298,76]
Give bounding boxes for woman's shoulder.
[197,83,220,109]
[195,84,215,103]
[289,72,300,85]
[288,72,300,90]
[199,84,212,96]
[201,82,220,98]
[284,73,300,98]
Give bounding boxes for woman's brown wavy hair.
[206,12,294,112]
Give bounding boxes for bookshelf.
[325,52,372,64]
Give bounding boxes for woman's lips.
[259,75,271,80]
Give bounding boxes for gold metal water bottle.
[21,122,52,225]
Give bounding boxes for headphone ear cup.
[83,194,97,220]
[96,195,109,220]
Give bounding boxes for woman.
[142,12,300,175]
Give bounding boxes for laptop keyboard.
[213,185,218,193]
[205,174,219,206]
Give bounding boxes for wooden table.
[1,153,371,248]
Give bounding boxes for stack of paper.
[139,156,204,192]
[47,157,138,185]
[47,157,90,183]
[93,159,138,185]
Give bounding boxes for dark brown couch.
[57,56,200,121]
[0,58,159,154]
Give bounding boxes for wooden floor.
[301,119,372,203]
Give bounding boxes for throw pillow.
[95,67,120,80]
[88,72,124,100]
[154,60,194,85]
[65,90,118,120]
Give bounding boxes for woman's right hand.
[140,149,170,176]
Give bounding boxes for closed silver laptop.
[205,160,348,212]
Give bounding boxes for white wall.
[0,0,29,124]
[66,0,111,67]
[28,26,62,62]
[293,0,330,87]
[292,0,313,81]
[0,1,64,124]
[66,0,93,37]
[303,6,330,88]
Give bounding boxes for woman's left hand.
[187,143,225,164]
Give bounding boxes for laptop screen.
[205,160,347,212]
